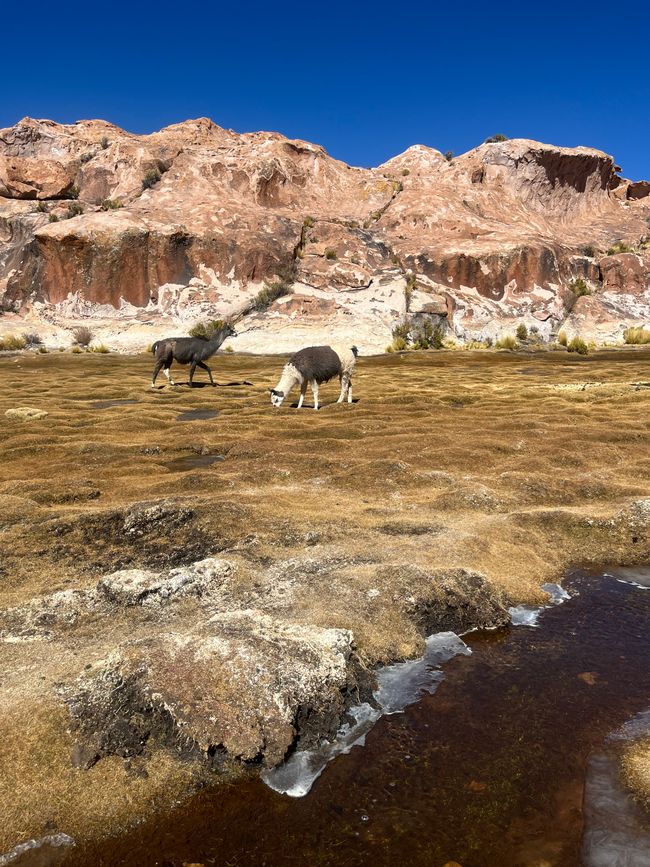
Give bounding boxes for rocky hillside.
[1,117,649,351]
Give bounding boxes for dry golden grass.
[622,737,650,810]
[0,347,649,844]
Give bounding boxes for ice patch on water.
[262,632,470,798]
[582,706,650,866]
[0,833,74,866]
[509,582,571,627]
[605,567,650,591]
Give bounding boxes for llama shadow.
[182,380,254,388]
[289,398,361,409]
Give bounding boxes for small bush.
[325,248,337,260]
[73,326,93,347]
[100,198,123,211]
[569,277,591,297]
[444,151,454,162]
[485,134,509,143]
[38,346,48,354]
[581,244,597,258]
[188,319,225,339]
[71,346,82,354]
[0,334,27,351]
[567,336,589,354]
[142,168,161,190]
[253,280,293,312]
[79,152,94,164]
[607,241,634,255]
[386,336,408,353]
[516,323,528,341]
[100,136,110,149]
[22,332,43,347]
[224,345,234,353]
[48,213,59,223]
[404,274,416,311]
[401,168,410,176]
[346,220,359,229]
[89,343,109,353]
[557,331,568,347]
[495,334,518,350]
[66,202,84,218]
[67,185,80,200]
[623,326,650,345]
[36,201,48,213]
[303,216,315,228]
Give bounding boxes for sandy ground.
[0,347,649,849]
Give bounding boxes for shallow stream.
[66,569,650,866]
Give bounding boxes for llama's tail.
[351,345,359,357]
[151,341,159,354]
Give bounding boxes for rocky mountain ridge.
[1,116,649,351]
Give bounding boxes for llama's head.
[269,388,285,407]
[224,323,237,338]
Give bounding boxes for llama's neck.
[276,363,301,396]
[204,329,228,355]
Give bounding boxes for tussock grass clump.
[71,346,83,354]
[142,168,161,190]
[66,202,84,218]
[567,336,589,354]
[581,244,597,258]
[484,133,509,143]
[0,334,27,351]
[100,136,110,149]
[607,241,634,255]
[624,326,650,345]
[48,213,59,223]
[188,319,225,339]
[36,201,48,213]
[324,249,337,260]
[569,277,591,297]
[73,326,93,347]
[253,281,293,312]
[89,343,110,354]
[495,334,518,350]
[100,198,123,211]
[557,331,568,347]
[79,151,94,164]
[516,324,528,341]
[401,168,410,176]
[385,318,444,352]
[303,216,315,228]
[37,346,48,354]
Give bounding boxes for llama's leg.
[347,380,353,403]
[311,381,319,410]
[337,374,346,403]
[297,380,307,409]
[188,361,197,387]
[163,366,176,386]
[152,359,164,387]
[197,361,214,385]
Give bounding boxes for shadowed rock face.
[1,117,649,349]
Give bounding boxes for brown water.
[67,571,650,867]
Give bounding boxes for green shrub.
[325,248,337,260]
[188,319,225,339]
[567,336,589,354]
[71,346,82,354]
[67,185,80,200]
[89,343,109,353]
[38,346,48,354]
[303,216,315,228]
[404,274,416,311]
[386,336,408,353]
[484,134,509,143]
[36,201,48,213]
[401,168,410,176]
[444,151,454,162]
[100,136,110,150]
[516,323,528,341]
[142,168,161,190]
[224,345,234,353]
[581,244,597,258]
[100,198,123,211]
[569,277,591,297]
[253,280,293,312]
[73,326,93,347]
[66,202,84,218]
[623,326,650,345]
[607,241,633,255]
[79,152,94,164]
[557,331,568,347]
[495,334,518,350]
[0,334,27,351]
[48,214,59,223]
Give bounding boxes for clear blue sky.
[3,0,648,179]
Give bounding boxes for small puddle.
[176,409,220,421]
[90,399,138,409]
[164,454,225,472]
[64,570,650,866]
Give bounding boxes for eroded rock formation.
[1,116,649,349]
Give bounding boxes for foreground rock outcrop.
[1,117,649,350]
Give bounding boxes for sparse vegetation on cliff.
[66,203,84,218]
[253,280,293,312]
[142,168,161,190]
[188,319,226,339]
[100,198,123,211]
[73,327,93,347]
[485,134,509,143]
[567,335,589,354]
[325,249,337,260]
[495,334,518,350]
[386,318,444,352]
[569,277,591,297]
[607,241,634,255]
